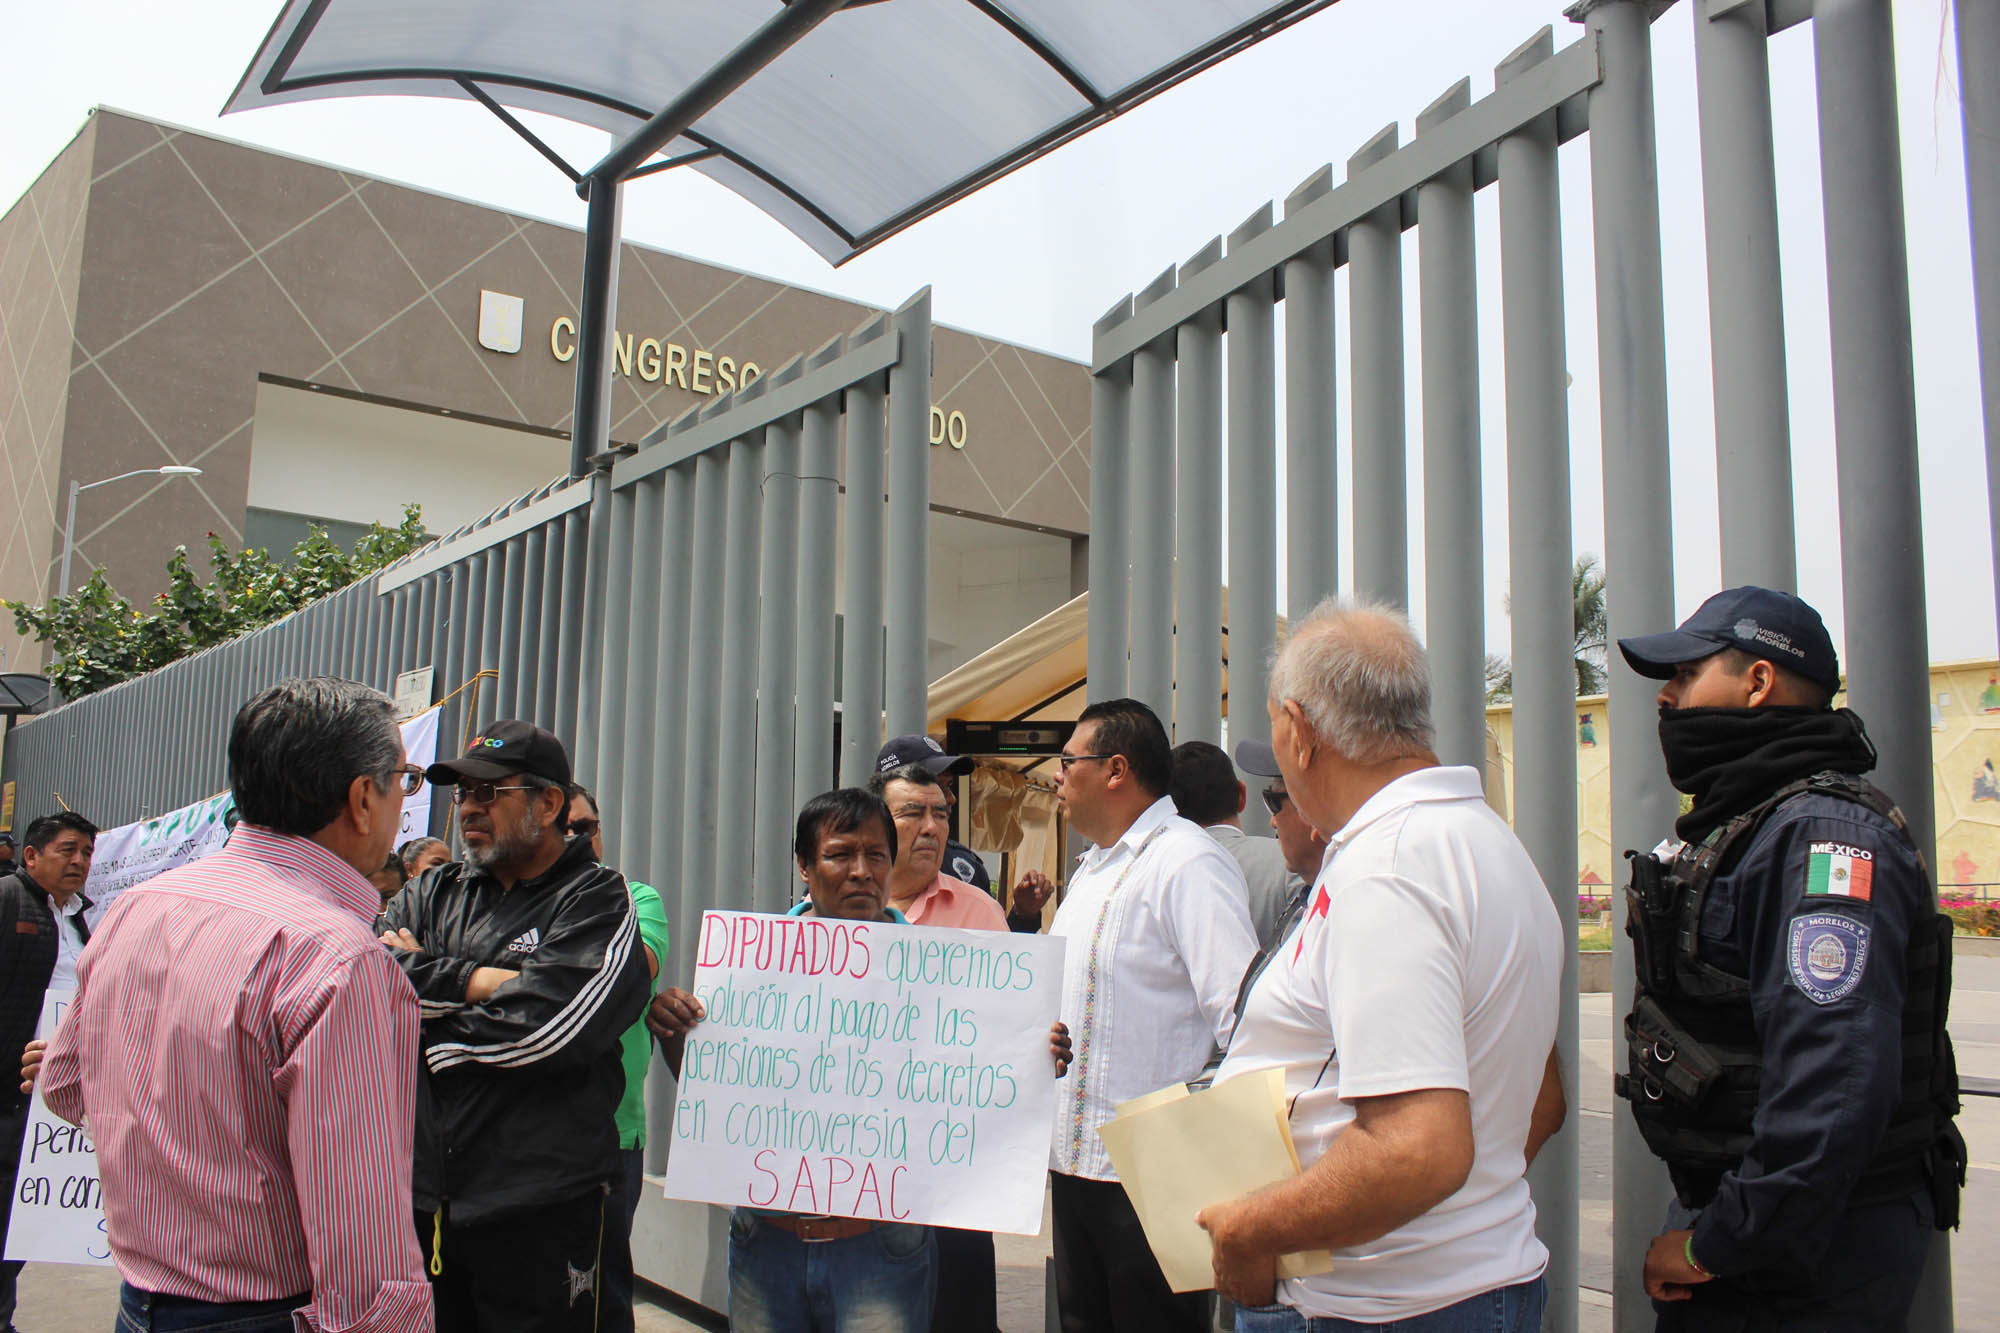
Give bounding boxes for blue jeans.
[1234,1277,1546,1333]
[115,1283,307,1331]
[727,1210,935,1333]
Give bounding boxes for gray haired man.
[1197,600,1565,1333]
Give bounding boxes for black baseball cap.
[1618,586,1841,695]
[0,834,14,848]
[426,719,573,787]
[875,734,973,779]
[1233,739,1282,779]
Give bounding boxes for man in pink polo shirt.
[865,762,1009,1330]
[867,764,1010,931]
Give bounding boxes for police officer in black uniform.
[1615,587,1963,1330]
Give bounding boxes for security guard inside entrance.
[1615,586,1963,1330]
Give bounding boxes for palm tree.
[1485,553,1609,701]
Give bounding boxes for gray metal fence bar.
[1348,124,1409,609]
[1226,205,1278,816]
[1087,301,1135,704]
[476,549,504,738]
[1957,0,2000,655]
[1571,3,1683,1325]
[713,434,765,915]
[677,450,729,980]
[1694,0,1796,590]
[534,524,563,729]
[839,336,889,786]
[1128,268,1179,721]
[1283,173,1339,621]
[553,503,590,749]
[884,289,932,741]
[619,477,666,882]
[794,343,843,809]
[1416,78,1485,773]
[496,535,526,722]
[1812,5,1951,1322]
[755,401,803,910]
[572,470,615,777]
[1496,28,1579,1333]
[594,480,639,857]
[647,461,695,914]
[1174,240,1226,743]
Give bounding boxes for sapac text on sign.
[661,911,1063,1235]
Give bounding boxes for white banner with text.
[662,911,1064,1235]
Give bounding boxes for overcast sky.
[3,0,1992,667]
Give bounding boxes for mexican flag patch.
[1806,841,1873,902]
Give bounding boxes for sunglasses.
[451,781,539,805]
[1261,787,1291,817]
[570,818,602,839]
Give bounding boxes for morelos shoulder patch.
[1788,913,1870,1005]
[1805,840,1873,902]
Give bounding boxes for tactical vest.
[1615,772,1966,1227]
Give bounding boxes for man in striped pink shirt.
[29,678,433,1333]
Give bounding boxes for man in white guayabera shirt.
[1199,599,1567,1333]
[1049,697,1258,1333]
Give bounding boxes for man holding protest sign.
[650,786,1072,1333]
[0,810,98,1328]
[380,721,649,1333]
[32,678,433,1333]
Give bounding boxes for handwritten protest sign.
[4,991,110,1266]
[662,911,1065,1235]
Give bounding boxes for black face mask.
[1658,705,1876,844]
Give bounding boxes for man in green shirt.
[568,785,670,1333]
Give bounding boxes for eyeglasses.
[389,765,425,797]
[1261,787,1292,817]
[570,818,602,839]
[1058,754,1115,770]
[451,781,539,805]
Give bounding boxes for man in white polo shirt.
[1199,599,1566,1332]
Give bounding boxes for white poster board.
[396,706,441,843]
[4,991,110,1265]
[662,911,1065,1235]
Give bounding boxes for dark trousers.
[0,1099,24,1330]
[930,1227,998,1333]
[599,1148,645,1333]
[115,1285,306,1332]
[1050,1172,1209,1333]
[420,1189,608,1333]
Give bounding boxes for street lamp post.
[58,465,204,598]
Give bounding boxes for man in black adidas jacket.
[380,720,649,1333]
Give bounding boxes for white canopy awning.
[225,0,1339,264]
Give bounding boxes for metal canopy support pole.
[1957,0,2000,655]
[1415,79,1484,773]
[1570,3,1682,1326]
[1128,267,1180,723]
[1227,205,1278,815]
[714,434,765,909]
[567,177,624,479]
[1497,28,1578,1333]
[1175,241,1225,744]
[1089,299,1136,704]
[1348,125,1409,610]
[756,402,803,911]
[678,451,728,968]
[884,289,932,742]
[1813,5,1950,1324]
[1695,0,1796,589]
[1285,169,1339,621]
[795,338,844,808]
[840,349,889,787]
[553,501,591,751]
